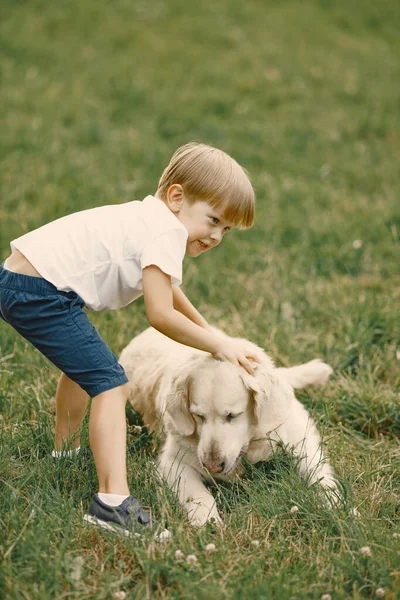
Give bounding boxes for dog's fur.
[120,327,337,526]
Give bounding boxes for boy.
[0,142,259,535]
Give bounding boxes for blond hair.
[156,142,255,229]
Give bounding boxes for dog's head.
[163,353,293,476]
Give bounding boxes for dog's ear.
[241,365,293,432]
[164,372,195,436]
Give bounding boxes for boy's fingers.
[240,357,255,376]
[245,349,262,363]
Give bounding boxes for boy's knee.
[92,382,128,403]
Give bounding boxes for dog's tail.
[276,359,333,390]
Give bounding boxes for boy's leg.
[85,383,154,534]
[89,383,130,495]
[55,373,89,450]
[55,376,130,494]
[0,270,150,531]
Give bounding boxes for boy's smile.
[177,201,234,257]
[164,185,234,257]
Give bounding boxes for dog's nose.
[204,461,225,474]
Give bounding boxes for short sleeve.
[140,228,187,286]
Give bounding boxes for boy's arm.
[171,286,211,330]
[142,265,258,375]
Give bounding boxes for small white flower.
[133,425,142,434]
[290,505,299,514]
[281,301,295,323]
[375,588,385,598]
[113,592,127,600]
[352,239,363,249]
[186,554,198,564]
[392,532,400,538]
[69,556,84,583]
[251,540,260,547]
[360,546,372,557]
[205,543,216,553]
[321,594,332,600]
[319,164,331,178]
[174,549,185,560]
[156,528,172,543]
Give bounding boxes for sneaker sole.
[83,514,172,541]
[83,514,141,538]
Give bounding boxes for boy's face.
[165,185,234,257]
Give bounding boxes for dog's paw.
[187,505,223,528]
[276,360,333,389]
[293,359,333,387]
[305,360,333,386]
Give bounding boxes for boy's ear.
[166,184,184,213]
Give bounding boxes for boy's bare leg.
[89,384,130,495]
[55,373,89,450]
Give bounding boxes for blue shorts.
[0,264,128,397]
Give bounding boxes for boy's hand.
[212,339,262,376]
[143,266,262,376]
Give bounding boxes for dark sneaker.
[84,494,152,537]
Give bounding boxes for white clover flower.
[360,546,372,557]
[290,505,299,514]
[69,556,84,583]
[174,549,185,560]
[375,589,385,598]
[156,528,172,543]
[251,540,260,547]
[321,594,332,600]
[113,592,127,600]
[319,164,331,178]
[352,240,363,249]
[133,425,143,434]
[205,543,216,553]
[186,554,198,564]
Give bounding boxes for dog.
[120,327,337,526]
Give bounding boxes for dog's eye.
[226,413,236,422]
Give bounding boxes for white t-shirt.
[10,195,188,311]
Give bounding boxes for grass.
[0,0,399,598]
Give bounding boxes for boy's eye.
[210,216,219,224]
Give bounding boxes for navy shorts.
[0,264,128,397]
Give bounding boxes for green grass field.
[1,0,399,598]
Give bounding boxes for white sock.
[52,446,80,458]
[97,493,129,507]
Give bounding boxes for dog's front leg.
[158,441,222,527]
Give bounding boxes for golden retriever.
[120,327,337,526]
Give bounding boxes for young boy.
[0,141,259,535]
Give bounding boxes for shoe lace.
[126,498,151,525]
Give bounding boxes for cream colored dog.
[120,327,337,526]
